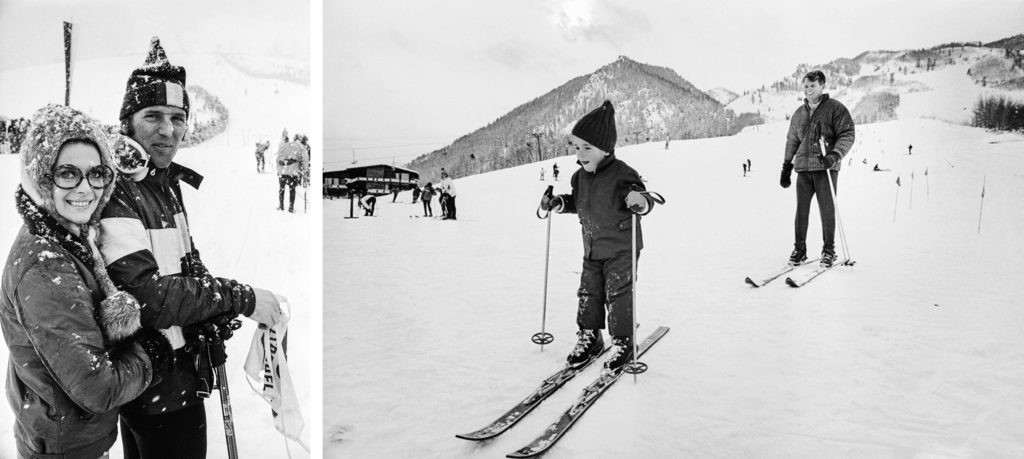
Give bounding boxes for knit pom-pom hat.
[120,36,190,121]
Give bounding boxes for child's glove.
[625,190,649,213]
[539,194,562,211]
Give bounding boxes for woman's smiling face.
[51,142,105,226]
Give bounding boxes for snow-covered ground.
[326,113,1024,456]
[0,53,311,459]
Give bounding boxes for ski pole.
[531,186,555,349]
[623,186,665,382]
[215,363,239,459]
[819,137,852,264]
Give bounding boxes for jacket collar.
[141,162,204,190]
[803,93,831,108]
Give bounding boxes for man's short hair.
[803,70,826,84]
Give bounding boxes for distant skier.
[276,136,308,212]
[540,167,546,181]
[780,70,856,268]
[255,139,269,173]
[538,100,656,372]
[358,191,377,216]
[412,185,421,204]
[552,163,560,181]
[392,187,400,203]
[747,158,751,171]
[439,170,457,220]
[742,162,748,177]
[908,144,913,155]
[421,182,435,217]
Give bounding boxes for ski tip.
[456,433,488,441]
[744,277,760,288]
[785,278,800,288]
[507,450,537,459]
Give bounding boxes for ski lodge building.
[324,163,420,196]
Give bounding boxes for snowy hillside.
[0,53,311,459]
[727,46,1024,126]
[326,113,1024,456]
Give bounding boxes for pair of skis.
[745,257,853,288]
[456,326,670,458]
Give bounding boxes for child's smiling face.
[571,135,609,172]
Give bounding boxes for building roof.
[325,162,419,175]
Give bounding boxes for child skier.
[539,100,655,372]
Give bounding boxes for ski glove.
[625,190,649,213]
[539,194,563,212]
[780,161,794,188]
[824,152,841,168]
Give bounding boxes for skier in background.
[540,167,546,181]
[359,191,377,216]
[742,162,748,177]
[421,182,435,217]
[779,70,855,268]
[553,163,560,181]
[439,170,457,220]
[254,139,269,173]
[412,185,421,204]
[276,135,308,212]
[538,100,656,372]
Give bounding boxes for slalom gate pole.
[345,192,357,219]
[978,176,986,234]
[531,186,555,349]
[820,138,851,263]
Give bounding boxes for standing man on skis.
[98,37,285,458]
[538,100,656,372]
[779,70,855,268]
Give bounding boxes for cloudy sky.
[0,0,309,70]
[325,0,1023,168]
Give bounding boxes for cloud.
[547,0,650,46]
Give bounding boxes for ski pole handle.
[536,185,555,219]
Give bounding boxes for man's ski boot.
[788,244,807,266]
[821,248,837,268]
[603,335,634,372]
[566,329,603,367]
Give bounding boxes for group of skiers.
[0,37,286,458]
[539,163,561,181]
[254,129,311,213]
[407,170,457,219]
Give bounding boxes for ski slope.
[325,115,1024,457]
[0,53,311,459]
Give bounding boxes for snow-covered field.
[326,113,1024,456]
[0,53,311,459]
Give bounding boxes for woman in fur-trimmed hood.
[0,104,173,459]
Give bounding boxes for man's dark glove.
[780,161,794,188]
[824,152,841,168]
[183,313,242,355]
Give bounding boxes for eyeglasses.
[48,164,115,190]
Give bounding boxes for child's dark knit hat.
[120,37,190,121]
[572,100,617,154]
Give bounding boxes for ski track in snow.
[0,54,311,459]
[326,116,1024,458]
